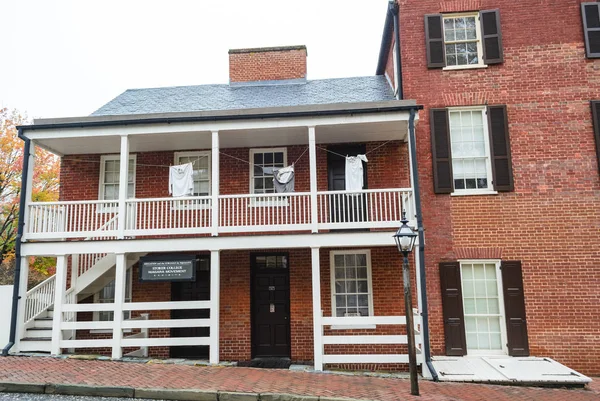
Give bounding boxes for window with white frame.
[443,14,484,68]
[99,155,136,200]
[174,151,211,196]
[94,268,132,323]
[449,108,494,192]
[460,261,507,354]
[250,148,286,194]
[331,250,373,318]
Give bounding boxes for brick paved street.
[0,356,597,401]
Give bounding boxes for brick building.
[377,0,600,376]
[6,0,599,382]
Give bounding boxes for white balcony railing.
[24,188,414,240]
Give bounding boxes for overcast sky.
[1,0,390,119]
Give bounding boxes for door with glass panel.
[460,261,508,355]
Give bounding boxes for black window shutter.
[591,101,600,173]
[425,14,445,68]
[501,261,530,357]
[439,262,467,356]
[487,105,514,192]
[480,9,503,64]
[582,2,600,58]
[430,108,453,194]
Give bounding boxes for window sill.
[451,190,498,197]
[331,325,377,330]
[443,64,488,71]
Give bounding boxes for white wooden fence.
[318,311,422,366]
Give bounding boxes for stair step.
[18,339,51,353]
[26,328,52,339]
[27,327,52,331]
[35,317,52,320]
[21,337,52,342]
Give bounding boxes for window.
[449,107,494,193]
[443,14,483,67]
[460,261,507,355]
[99,155,136,200]
[330,250,373,321]
[254,254,288,269]
[250,148,287,194]
[582,2,600,58]
[425,10,503,69]
[93,268,133,325]
[174,151,211,196]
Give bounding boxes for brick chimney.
[228,45,307,84]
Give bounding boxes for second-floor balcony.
[21,101,420,242]
[25,188,415,240]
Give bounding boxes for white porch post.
[112,253,127,359]
[308,126,318,233]
[311,246,323,371]
[211,131,220,236]
[209,250,220,364]
[15,256,30,346]
[117,135,129,239]
[70,255,79,290]
[22,141,35,238]
[51,255,67,355]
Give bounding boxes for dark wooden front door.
[170,257,210,359]
[327,144,368,224]
[251,253,291,358]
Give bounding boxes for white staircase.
[16,253,143,354]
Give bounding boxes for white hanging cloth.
[274,165,295,193]
[345,154,368,191]
[169,163,194,197]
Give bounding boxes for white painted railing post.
[22,141,36,240]
[209,250,220,364]
[117,135,129,239]
[308,127,318,233]
[311,246,323,371]
[70,255,79,290]
[112,253,127,359]
[211,131,220,236]
[15,256,30,347]
[51,255,67,355]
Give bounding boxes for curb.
[0,382,362,401]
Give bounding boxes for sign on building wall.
[139,255,197,282]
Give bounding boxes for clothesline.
[65,139,391,169]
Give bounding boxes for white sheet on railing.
[345,155,368,191]
[169,163,194,197]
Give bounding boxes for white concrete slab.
[432,356,592,386]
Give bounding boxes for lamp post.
[393,211,419,396]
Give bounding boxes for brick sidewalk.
[0,356,597,401]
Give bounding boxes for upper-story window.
[443,14,483,67]
[250,148,287,194]
[99,155,136,200]
[174,151,211,196]
[582,2,600,58]
[430,105,514,195]
[425,10,503,69]
[449,107,493,192]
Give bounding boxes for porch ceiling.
[34,120,411,156]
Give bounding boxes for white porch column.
[209,250,220,364]
[15,256,30,345]
[211,131,220,236]
[112,253,127,359]
[311,247,323,371]
[51,255,67,355]
[308,127,318,233]
[117,135,129,239]
[22,141,36,238]
[70,255,79,290]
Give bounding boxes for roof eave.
[376,2,395,76]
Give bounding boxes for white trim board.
[21,231,398,256]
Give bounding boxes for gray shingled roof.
[91,76,394,116]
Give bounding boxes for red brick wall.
[59,141,409,202]
[393,0,600,374]
[229,46,307,83]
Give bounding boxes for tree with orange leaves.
[0,108,60,282]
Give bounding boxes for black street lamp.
[393,211,419,396]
